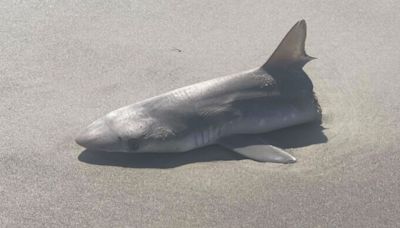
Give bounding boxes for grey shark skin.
[76,20,321,163]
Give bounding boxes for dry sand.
[1,1,399,227]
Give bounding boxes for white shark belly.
[230,105,317,135]
[180,103,317,151]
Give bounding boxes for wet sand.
[1,1,399,227]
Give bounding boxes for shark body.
[76,20,321,163]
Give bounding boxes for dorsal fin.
[262,20,315,72]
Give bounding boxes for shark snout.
[75,118,119,151]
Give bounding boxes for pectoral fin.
[218,136,296,163]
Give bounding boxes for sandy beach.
[1,1,399,227]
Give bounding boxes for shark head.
[75,117,122,152]
[75,106,180,153]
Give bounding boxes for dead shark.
[76,20,321,163]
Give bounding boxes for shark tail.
[262,20,315,72]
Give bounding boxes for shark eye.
[127,138,140,150]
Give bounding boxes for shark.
[76,20,321,163]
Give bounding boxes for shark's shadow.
[78,121,327,168]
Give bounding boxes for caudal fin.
[262,20,315,72]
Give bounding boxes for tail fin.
[262,20,315,72]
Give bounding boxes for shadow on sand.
[78,121,327,168]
